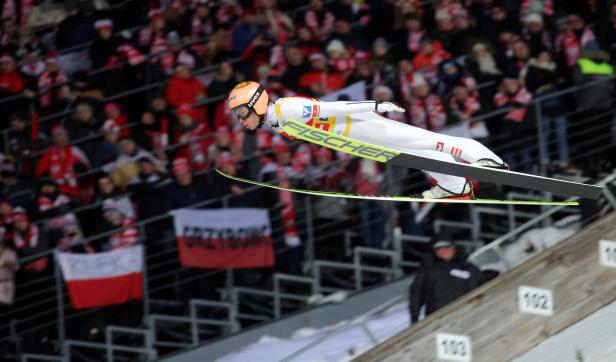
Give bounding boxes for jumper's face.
[239,111,261,130]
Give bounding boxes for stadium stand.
[1,0,616,361]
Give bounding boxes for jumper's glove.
[376,101,405,113]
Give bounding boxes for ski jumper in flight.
[227,81,507,199]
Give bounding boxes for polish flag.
[56,245,143,309]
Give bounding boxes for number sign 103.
[435,333,472,362]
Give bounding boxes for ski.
[282,119,603,199]
[215,169,578,206]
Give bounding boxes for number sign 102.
[518,286,554,316]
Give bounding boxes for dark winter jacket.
[160,179,209,212]
[409,250,484,323]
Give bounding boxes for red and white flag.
[172,208,275,269]
[56,245,143,309]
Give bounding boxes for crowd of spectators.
[0,0,616,341]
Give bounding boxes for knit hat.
[52,124,68,135]
[101,119,120,133]
[94,19,113,30]
[12,206,29,222]
[148,9,163,20]
[525,13,543,25]
[172,158,191,173]
[410,75,428,88]
[102,199,120,214]
[166,31,182,45]
[326,39,346,54]
[0,54,14,63]
[177,104,193,117]
[308,53,327,63]
[103,102,121,112]
[63,214,80,231]
[217,152,236,168]
[273,142,291,154]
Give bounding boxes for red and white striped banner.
[172,209,275,269]
[56,245,143,309]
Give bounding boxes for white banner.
[56,245,143,281]
[322,81,366,102]
[171,208,271,237]
[171,208,274,269]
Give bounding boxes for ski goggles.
[232,105,252,120]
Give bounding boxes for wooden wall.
[354,212,616,362]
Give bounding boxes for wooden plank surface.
[354,212,616,362]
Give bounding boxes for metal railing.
[3,53,616,362]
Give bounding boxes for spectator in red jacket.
[409,75,448,131]
[166,62,207,122]
[298,53,346,97]
[0,55,24,96]
[412,37,451,82]
[34,125,90,198]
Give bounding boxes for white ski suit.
[266,97,504,194]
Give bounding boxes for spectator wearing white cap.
[523,13,552,55]
[326,39,355,78]
[93,199,139,251]
[409,75,448,131]
[89,19,119,69]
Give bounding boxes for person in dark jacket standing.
[409,236,484,324]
